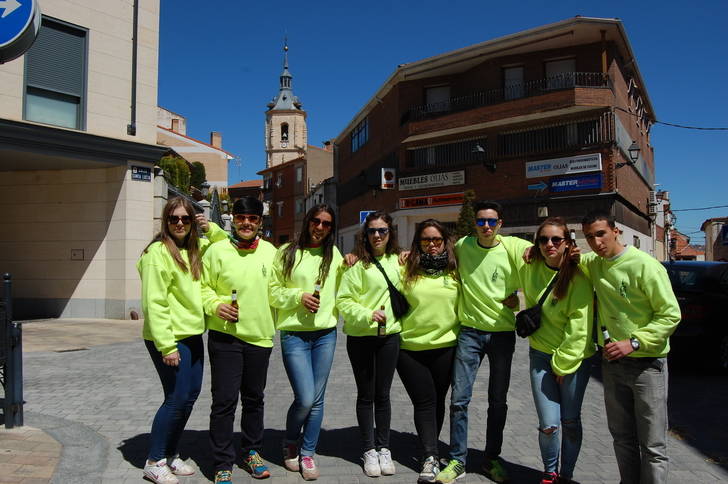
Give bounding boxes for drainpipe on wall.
[127,0,139,136]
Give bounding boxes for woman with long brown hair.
[397,219,460,483]
[269,204,343,481]
[336,211,401,477]
[137,197,226,484]
[515,216,594,484]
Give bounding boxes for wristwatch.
[629,337,641,351]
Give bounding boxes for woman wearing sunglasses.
[336,211,402,478]
[398,219,460,483]
[515,217,594,484]
[137,196,227,484]
[269,204,343,481]
[200,197,278,483]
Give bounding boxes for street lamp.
[616,140,640,168]
[628,141,640,163]
[472,144,496,173]
[201,182,210,198]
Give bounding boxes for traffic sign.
[360,211,375,224]
[527,181,548,191]
[0,0,41,64]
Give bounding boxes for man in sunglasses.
[580,210,679,484]
[437,201,531,484]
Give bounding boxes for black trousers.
[208,330,272,472]
[346,334,400,451]
[397,346,455,459]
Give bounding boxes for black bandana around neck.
[419,251,449,275]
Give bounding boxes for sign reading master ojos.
[526,153,601,179]
[399,170,465,191]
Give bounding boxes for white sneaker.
[418,455,439,483]
[378,448,396,476]
[143,459,179,484]
[167,455,195,476]
[362,448,381,477]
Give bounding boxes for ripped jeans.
[529,348,592,478]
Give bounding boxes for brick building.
[334,17,659,253]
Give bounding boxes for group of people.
[138,195,680,484]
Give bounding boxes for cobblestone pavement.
[14,320,728,483]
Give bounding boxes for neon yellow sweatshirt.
[581,246,680,357]
[337,253,403,337]
[269,244,344,331]
[137,222,227,355]
[455,234,532,332]
[516,260,596,375]
[201,239,277,347]
[399,271,460,351]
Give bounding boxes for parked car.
[662,261,728,371]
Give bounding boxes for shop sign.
[526,153,602,179]
[550,173,602,192]
[399,192,464,210]
[399,170,465,191]
[381,168,396,189]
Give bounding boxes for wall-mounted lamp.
[472,144,496,173]
[617,140,640,168]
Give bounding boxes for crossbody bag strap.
[536,273,559,306]
[372,257,397,291]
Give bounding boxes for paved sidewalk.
[9,319,728,483]
[0,425,60,483]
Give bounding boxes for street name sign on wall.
[131,166,151,182]
[399,170,465,191]
[526,153,602,179]
[399,192,464,209]
[0,0,41,64]
[550,173,602,192]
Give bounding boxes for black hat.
[232,197,264,216]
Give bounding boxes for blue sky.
[158,0,727,244]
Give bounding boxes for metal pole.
[3,273,22,428]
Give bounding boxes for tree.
[158,154,191,193]
[190,161,207,190]
[454,189,477,240]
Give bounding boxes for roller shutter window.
[24,17,87,130]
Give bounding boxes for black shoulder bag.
[515,274,558,338]
[372,258,410,319]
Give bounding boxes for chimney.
[211,131,222,148]
[323,140,332,152]
[171,119,179,132]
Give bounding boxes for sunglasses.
[310,217,333,229]
[537,236,566,246]
[233,214,261,224]
[420,237,444,247]
[168,215,191,225]
[366,227,389,236]
[475,218,499,227]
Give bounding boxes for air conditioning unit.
[648,190,657,215]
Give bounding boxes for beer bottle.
[311,280,321,313]
[377,305,386,338]
[601,325,612,345]
[231,289,239,322]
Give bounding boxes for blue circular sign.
[0,0,41,63]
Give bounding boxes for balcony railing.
[404,112,614,169]
[406,72,610,123]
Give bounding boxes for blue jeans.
[529,348,592,478]
[449,327,515,464]
[281,328,337,456]
[602,356,669,484]
[145,335,204,461]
